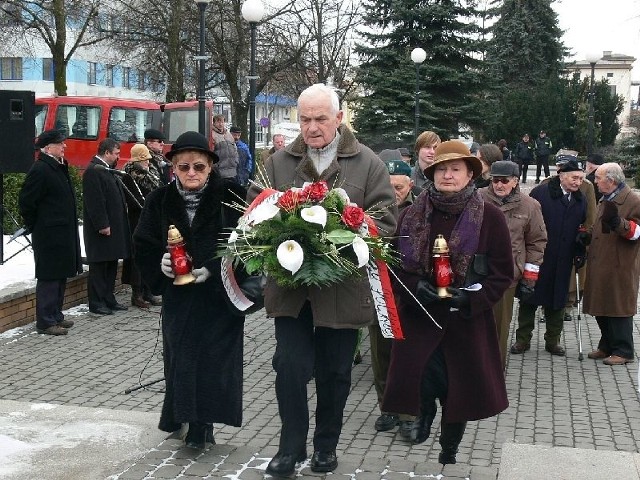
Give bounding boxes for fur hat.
[424,140,483,181]
[130,144,152,162]
[144,128,165,140]
[35,129,66,149]
[557,159,582,173]
[385,160,412,177]
[166,131,219,163]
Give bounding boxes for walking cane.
[575,268,584,361]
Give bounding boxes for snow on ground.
[1,228,87,290]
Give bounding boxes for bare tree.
[1,0,110,95]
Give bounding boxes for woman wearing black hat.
[133,131,246,449]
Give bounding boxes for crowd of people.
[19,83,640,476]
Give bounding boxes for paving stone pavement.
[1,286,640,479]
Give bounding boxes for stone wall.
[0,265,124,334]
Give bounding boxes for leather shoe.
[310,450,338,473]
[588,349,608,359]
[36,325,68,336]
[374,413,398,432]
[510,342,530,354]
[398,420,413,440]
[603,355,634,365]
[563,312,572,322]
[266,450,307,478]
[57,319,74,328]
[143,294,163,306]
[89,306,113,315]
[545,344,566,356]
[108,303,128,311]
[131,296,151,309]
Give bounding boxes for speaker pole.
[1,173,5,264]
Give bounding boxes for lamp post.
[242,0,265,165]
[195,0,212,135]
[585,52,600,156]
[411,47,427,145]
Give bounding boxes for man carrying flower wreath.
[248,83,397,477]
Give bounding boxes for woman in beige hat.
[382,140,514,464]
[122,144,162,308]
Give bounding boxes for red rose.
[341,205,365,229]
[277,189,300,212]
[303,181,329,202]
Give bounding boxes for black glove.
[416,280,440,306]
[601,200,621,233]
[575,231,591,247]
[515,280,536,302]
[446,287,470,310]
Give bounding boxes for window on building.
[43,58,54,81]
[123,67,130,89]
[137,70,146,90]
[88,62,97,85]
[106,65,113,87]
[610,85,617,96]
[1,57,23,80]
[607,72,614,78]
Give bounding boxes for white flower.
[277,240,304,274]
[333,187,350,205]
[352,236,370,268]
[301,205,327,228]
[250,202,280,225]
[228,230,239,243]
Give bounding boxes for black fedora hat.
[166,131,219,163]
[35,129,66,149]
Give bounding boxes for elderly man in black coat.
[82,138,132,315]
[511,159,587,356]
[19,129,82,335]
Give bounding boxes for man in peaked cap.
[18,130,82,335]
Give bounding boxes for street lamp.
[195,0,212,135]
[585,52,601,156]
[242,0,265,166]
[411,47,427,145]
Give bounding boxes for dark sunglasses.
[491,177,512,184]
[175,163,208,172]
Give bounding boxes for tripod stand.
[0,198,32,265]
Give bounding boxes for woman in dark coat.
[133,131,245,449]
[383,141,513,465]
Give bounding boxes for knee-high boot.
[410,396,437,444]
[438,422,466,465]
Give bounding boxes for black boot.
[438,422,466,465]
[410,397,437,444]
[185,422,209,449]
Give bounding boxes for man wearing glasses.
[479,160,547,367]
[19,129,83,335]
[144,128,171,184]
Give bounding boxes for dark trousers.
[88,260,118,309]
[516,302,564,346]
[35,279,66,329]
[273,303,358,453]
[535,155,550,180]
[520,161,530,182]
[596,315,634,359]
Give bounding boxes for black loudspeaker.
[0,90,35,174]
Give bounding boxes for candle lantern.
[432,234,452,298]
[167,225,196,285]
